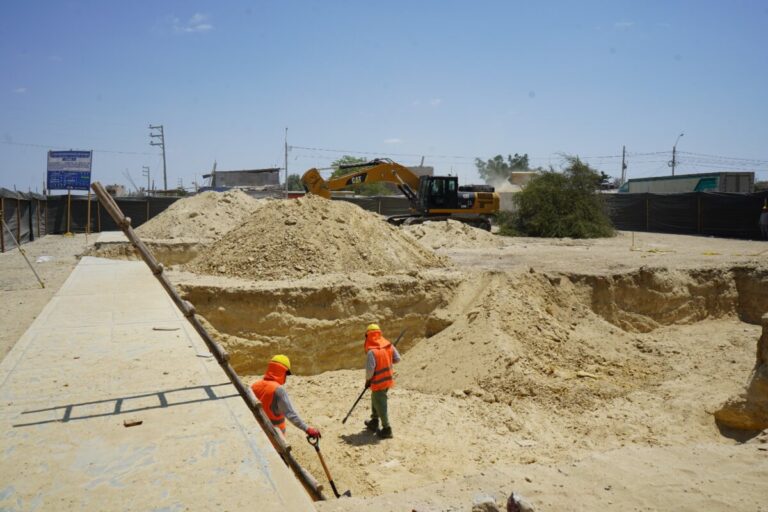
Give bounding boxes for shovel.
[307,436,351,498]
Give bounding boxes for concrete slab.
[0,256,315,511]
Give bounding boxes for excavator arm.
[301,159,421,205]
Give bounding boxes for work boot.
[377,426,393,439]
[364,418,379,432]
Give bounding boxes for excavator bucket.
[300,169,331,199]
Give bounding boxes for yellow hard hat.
[366,323,381,332]
[271,354,291,372]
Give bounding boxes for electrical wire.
[0,139,158,156]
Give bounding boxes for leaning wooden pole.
[90,181,326,502]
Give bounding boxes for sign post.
[47,150,93,236]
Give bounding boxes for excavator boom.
[300,158,499,230]
[301,159,420,205]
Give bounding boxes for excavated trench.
[178,272,462,375]
[178,264,768,377]
[87,240,204,266]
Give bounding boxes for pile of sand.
[186,195,447,280]
[404,219,504,250]
[136,190,261,241]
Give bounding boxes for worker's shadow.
[340,431,381,446]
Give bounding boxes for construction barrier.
[604,191,768,240]
[0,188,48,252]
[44,195,179,235]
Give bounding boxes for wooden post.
[97,200,101,232]
[645,196,650,231]
[16,196,21,242]
[89,181,326,501]
[86,190,92,238]
[1,197,5,253]
[146,197,150,223]
[66,189,72,236]
[36,199,41,238]
[44,197,48,236]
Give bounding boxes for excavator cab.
[417,176,459,211]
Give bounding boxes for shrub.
[499,157,615,238]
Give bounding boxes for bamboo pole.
[86,190,92,240]
[1,197,5,253]
[65,189,73,236]
[89,181,325,501]
[16,196,21,242]
[2,218,45,288]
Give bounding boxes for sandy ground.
[453,231,767,274]
[2,229,767,511]
[0,234,92,357]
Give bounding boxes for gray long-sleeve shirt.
[272,386,308,432]
[365,345,401,380]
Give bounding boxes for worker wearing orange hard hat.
[251,354,321,439]
[363,324,401,439]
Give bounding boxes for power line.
[0,139,157,156]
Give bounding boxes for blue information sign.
[47,150,93,190]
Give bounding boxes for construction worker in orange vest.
[363,324,401,439]
[251,354,321,439]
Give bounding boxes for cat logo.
[347,174,367,185]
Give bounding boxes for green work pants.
[370,389,389,428]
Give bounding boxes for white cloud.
[174,13,213,34]
[13,87,27,94]
[429,98,442,107]
[613,21,635,29]
[383,138,402,144]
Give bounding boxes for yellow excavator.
[301,158,499,230]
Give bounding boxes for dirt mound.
[715,312,768,430]
[186,195,447,281]
[398,266,768,412]
[136,190,261,241]
[403,220,504,250]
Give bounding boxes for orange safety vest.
[370,344,395,391]
[252,379,286,432]
[251,360,289,432]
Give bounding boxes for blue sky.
[1,0,767,193]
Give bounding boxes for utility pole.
[620,145,627,185]
[284,127,288,197]
[142,166,150,196]
[669,132,684,176]
[149,124,167,190]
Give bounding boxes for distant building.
[407,166,434,177]
[105,184,127,197]
[203,168,281,188]
[618,172,754,194]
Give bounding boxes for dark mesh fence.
[1,189,48,251]
[605,191,768,240]
[44,195,179,234]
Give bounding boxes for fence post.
[146,198,150,223]
[97,199,101,232]
[16,197,22,242]
[645,196,649,231]
[0,197,4,253]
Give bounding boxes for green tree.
[330,155,393,196]
[286,173,303,191]
[475,153,530,184]
[498,156,614,238]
